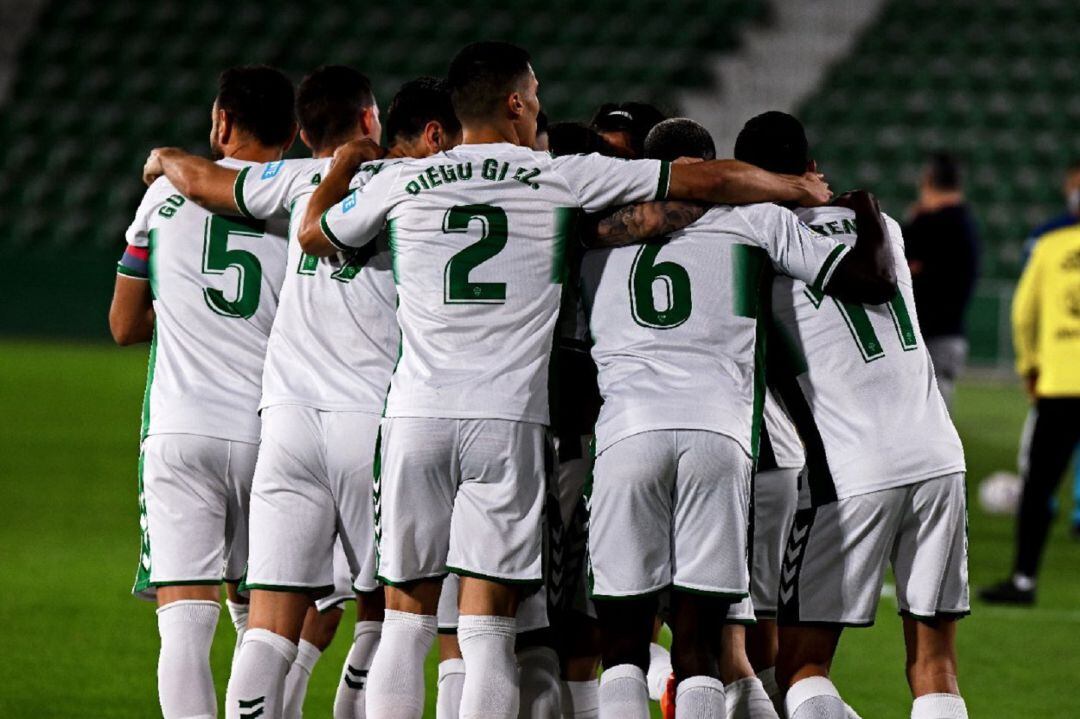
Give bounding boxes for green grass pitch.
[2,341,1078,717]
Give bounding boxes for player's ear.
[359,106,379,139]
[216,107,233,146]
[807,158,818,174]
[507,90,525,120]
[423,121,442,153]
[299,128,314,153]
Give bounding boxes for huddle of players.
[113,39,969,719]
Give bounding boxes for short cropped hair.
[296,65,375,151]
[926,151,962,190]
[447,41,532,124]
[734,111,809,175]
[384,77,461,144]
[216,65,296,147]
[644,118,716,161]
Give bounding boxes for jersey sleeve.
[552,154,670,213]
[748,205,850,292]
[319,166,397,251]
[234,160,297,220]
[118,180,167,278]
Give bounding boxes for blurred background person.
[1017,161,1080,537]
[904,152,981,408]
[980,211,1080,605]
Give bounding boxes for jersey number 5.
[442,204,508,304]
[202,215,266,319]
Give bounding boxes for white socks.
[436,658,466,719]
[726,676,779,719]
[598,664,650,719]
[786,676,846,719]
[365,609,436,719]
[647,642,674,701]
[226,599,249,669]
[757,667,782,714]
[226,628,299,719]
[675,676,725,719]
[457,614,519,719]
[156,600,220,719]
[282,639,322,719]
[334,620,382,719]
[518,646,562,718]
[561,679,599,718]
[911,693,968,719]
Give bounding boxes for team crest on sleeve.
[260,160,285,180]
[342,190,357,213]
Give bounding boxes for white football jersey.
[321,142,669,423]
[234,157,399,413]
[581,204,849,457]
[770,206,966,505]
[760,388,805,471]
[122,158,288,443]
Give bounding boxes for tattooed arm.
[583,201,709,249]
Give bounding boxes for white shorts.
[589,430,752,599]
[376,417,550,585]
[314,540,356,614]
[751,467,800,617]
[437,572,550,634]
[134,434,258,600]
[246,406,381,595]
[778,473,970,626]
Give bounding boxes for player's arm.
[1011,245,1042,398]
[109,265,154,346]
[143,148,240,214]
[668,160,831,207]
[298,139,385,257]
[583,201,708,248]
[822,191,898,304]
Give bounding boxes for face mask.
[1068,188,1080,216]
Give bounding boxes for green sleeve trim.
[320,210,350,252]
[116,265,149,279]
[233,167,254,218]
[655,161,671,200]
[811,244,848,293]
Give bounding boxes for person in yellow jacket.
[981,222,1080,604]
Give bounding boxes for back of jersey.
[582,207,773,458]
[772,206,965,505]
[128,158,288,442]
[330,142,665,424]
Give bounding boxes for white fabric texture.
[225,628,299,719]
[457,614,520,719]
[156,600,220,719]
[365,610,436,719]
[598,664,650,719]
[334,620,382,719]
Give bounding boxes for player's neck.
[223,139,283,164]
[919,189,964,211]
[462,121,525,147]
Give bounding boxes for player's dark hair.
[591,102,667,157]
[926,151,962,190]
[547,122,612,157]
[384,77,461,145]
[447,41,532,124]
[644,118,716,161]
[296,65,376,151]
[734,110,809,175]
[216,65,296,147]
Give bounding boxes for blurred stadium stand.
[1,0,1076,368]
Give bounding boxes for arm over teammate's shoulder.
[668,160,831,207]
[739,202,852,294]
[144,147,242,216]
[299,141,395,257]
[550,152,670,213]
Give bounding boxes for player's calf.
[903,617,967,718]
[156,586,221,719]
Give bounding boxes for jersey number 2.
[202,215,265,319]
[443,204,508,304]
